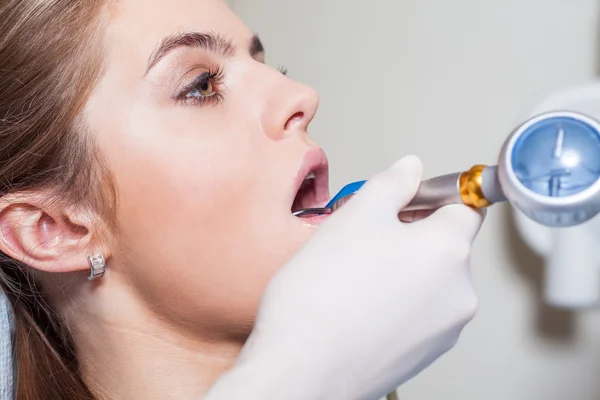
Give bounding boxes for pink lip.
[297,213,330,226]
[290,147,331,209]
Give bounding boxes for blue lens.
[511,116,600,198]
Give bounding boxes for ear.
[0,192,110,275]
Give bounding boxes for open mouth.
[290,150,330,217]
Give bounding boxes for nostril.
[284,111,304,130]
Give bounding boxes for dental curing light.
[293,111,600,228]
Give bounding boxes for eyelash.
[175,64,288,106]
[277,65,288,75]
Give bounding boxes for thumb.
[357,155,424,214]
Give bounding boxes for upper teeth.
[304,172,316,180]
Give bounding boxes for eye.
[176,65,224,106]
[186,74,214,98]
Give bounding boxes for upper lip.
[290,147,330,210]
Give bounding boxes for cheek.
[116,181,309,337]
[102,120,311,336]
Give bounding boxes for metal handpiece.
[403,172,463,211]
[292,165,506,217]
[292,208,332,217]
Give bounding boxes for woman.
[0,0,484,399]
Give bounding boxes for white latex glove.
[203,155,485,400]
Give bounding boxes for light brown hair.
[0,1,114,399]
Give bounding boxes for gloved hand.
[203,155,485,400]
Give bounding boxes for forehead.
[105,0,252,70]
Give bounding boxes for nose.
[262,77,319,141]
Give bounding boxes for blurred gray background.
[232,1,600,398]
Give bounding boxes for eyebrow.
[145,32,265,75]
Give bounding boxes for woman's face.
[84,0,329,338]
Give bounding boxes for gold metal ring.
[459,164,492,208]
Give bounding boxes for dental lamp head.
[497,110,600,228]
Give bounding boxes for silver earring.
[87,253,106,281]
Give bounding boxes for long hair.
[0,1,116,398]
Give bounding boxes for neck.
[56,276,244,400]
